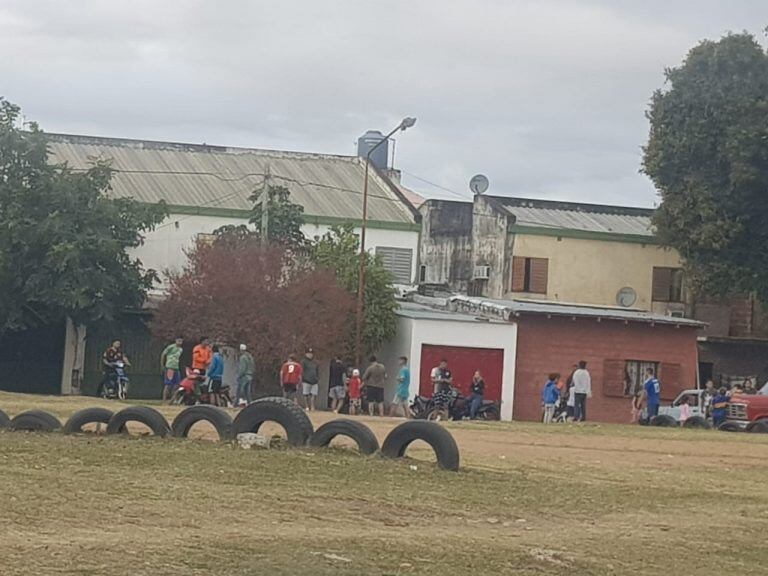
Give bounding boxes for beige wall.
[505,233,683,310]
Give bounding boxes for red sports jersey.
[347,376,362,399]
[280,361,302,385]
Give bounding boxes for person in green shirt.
[160,337,184,404]
[236,343,255,406]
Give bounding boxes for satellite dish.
[469,174,489,195]
[616,287,637,308]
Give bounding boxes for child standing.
[541,373,560,424]
[711,387,729,428]
[347,369,362,416]
[630,391,643,424]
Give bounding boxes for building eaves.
[449,295,706,328]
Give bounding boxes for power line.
[399,169,472,201]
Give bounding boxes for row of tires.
[648,413,768,433]
[0,397,461,471]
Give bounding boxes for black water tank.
[357,130,388,170]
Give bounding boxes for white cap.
[352,369,360,376]
[239,344,247,351]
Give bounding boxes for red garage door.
[419,345,503,401]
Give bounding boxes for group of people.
[278,351,412,417]
[539,360,597,423]
[158,336,255,406]
[540,361,663,424]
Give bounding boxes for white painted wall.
[377,315,518,421]
[133,214,419,285]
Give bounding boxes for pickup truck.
[723,393,768,432]
[643,389,710,428]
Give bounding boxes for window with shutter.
[602,359,626,398]
[623,360,660,397]
[529,258,548,294]
[375,247,413,284]
[510,256,548,294]
[652,267,684,303]
[511,256,526,292]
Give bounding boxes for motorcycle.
[425,387,500,421]
[172,370,233,407]
[102,361,129,400]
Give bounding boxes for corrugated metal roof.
[396,301,507,324]
[45,133,417,224]
[492,197,654,236]
[450,295,705,327]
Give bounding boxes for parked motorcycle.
[101,361,129,400]
[412,387,500,421]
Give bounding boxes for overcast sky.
[1,1,765,206]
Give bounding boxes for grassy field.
[1,391,767,575]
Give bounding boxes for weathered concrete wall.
[419,201,473,291]
[471,195,511,298]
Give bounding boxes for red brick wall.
[513,315,700,424]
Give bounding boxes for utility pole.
[260,164,270,246]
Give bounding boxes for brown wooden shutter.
[652,267,671,302]
[603,359,626,398]
[529,258,549,294]
[511,256,526,292]
[659,362,681,401]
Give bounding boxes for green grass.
[1,392,768,575]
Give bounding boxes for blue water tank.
[357,130,389,170]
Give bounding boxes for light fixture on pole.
[355,117,417,365]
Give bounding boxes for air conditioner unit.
[669,310,685,318]
[473,265,491,280]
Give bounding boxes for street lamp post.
[355,117,417,366]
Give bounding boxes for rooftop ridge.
[44,132,359,163]
[489,195,654,217]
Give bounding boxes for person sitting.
[468,370,486,420]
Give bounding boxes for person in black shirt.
[328,355,347,413]
[468,370,485,419]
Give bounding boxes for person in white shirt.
[571,360,592,422]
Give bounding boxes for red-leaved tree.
[151,237,353,392]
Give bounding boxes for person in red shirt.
[280,354,303,404]
[347,368,362,416]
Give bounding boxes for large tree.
[151,237,353,390]
[0,98,167,333]
[310,224,397,359]
[642,33,768,300]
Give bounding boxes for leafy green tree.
[0,98,167,332]
[214,184,306,248]
[310,224,397,359]
[642,33,768,300]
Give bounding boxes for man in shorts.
[301,348,320,411]
[280,354,302,404]
[362,355,387,416]
[389,356,410,418]
[160,337,183,404]
[328,355,347,414]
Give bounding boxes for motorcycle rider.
[97,340,130,397]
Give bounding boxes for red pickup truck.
[724,394,768,432]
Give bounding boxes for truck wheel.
[106,406,171,437]
[747,419,768,433]
[232,397,313,447]
[381,420,460,472]
[682,416,711,429]
[717,421,742,432]
[309,419,379,455]
[63,407,114,434]
[0,409,10,429]
[172,405,234,441]
[649,414,678,428]
[10,410,62,432]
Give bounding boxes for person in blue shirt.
[389,356,411,418]
[643,367,661,421]
[541,373,561,424]
[206,345,225,406]
[711,387,729,428]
